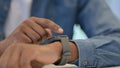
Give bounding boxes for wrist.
[37,42,62,64]
[68,42,78,62]
[50,41,63,61]
[51,41,78,63]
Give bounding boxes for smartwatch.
[49,35,71,65]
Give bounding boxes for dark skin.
[0,17,63,55]
[0,17,78,68]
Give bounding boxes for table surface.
[42,64,78,68]
[42,64,120,68]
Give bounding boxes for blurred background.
[0,0,120,68]
[73,0,120,40]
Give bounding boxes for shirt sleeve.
[73,0,120,68]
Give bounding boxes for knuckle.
[20,24,29,32]
[15,23,26,32]
[31,36,38,43]
[23,20,30,25]
[45,18,55,25]
[50,24,59,31]
[30,17,37,20]
[44,18,50,21]
[23,19,29,23]
[39,18,51,25]
[39,30,46,36]
[19,22,27,30]
[44,19,51,24]
[44,19,58,28]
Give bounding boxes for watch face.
[57,35,69,39]
[49,35,69,43]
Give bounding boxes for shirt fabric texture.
[0,0,120,68]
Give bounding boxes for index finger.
[30,17,64,34]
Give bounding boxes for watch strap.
[49,35,71,65]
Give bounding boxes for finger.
[23,20,49,43]
[24,19,48,37]
[7,45,21,68]
[10,31,32,43]
[18,32,32,43]
[0,43,16,68]
[22,24,41,43]
[20,46,33,68]
[45,28,52,39]
[38,28,53,43]
[30,17,64,34]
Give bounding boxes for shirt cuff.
[72,39,97,68]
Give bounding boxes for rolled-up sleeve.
[73,36,120,68]
[72,0,120,68]
[74,39,96,68]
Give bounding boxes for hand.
[7,17,63,44]
[0,42,62,68]
[0,17,63,55]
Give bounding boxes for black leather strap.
[49,35,71,65]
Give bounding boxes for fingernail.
[58,28,64,33]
